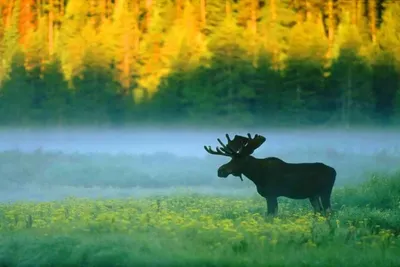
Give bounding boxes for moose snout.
[217,167,230,178]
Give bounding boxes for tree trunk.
[270,0,279,68]
[60,0,64,17]
[48,0,54,58]
[225,0,231,16]
[296,84,301,127]
[368,0,377,43]
[305,0,311,21]
[351,0,357,24]
[343,66,352,129]
[356,0,365,26]
[146,0,152,32]
[5,0,14,28]
[200,0,206,29]
[176,0,182,18]
[121,31,131,92]
[326,0,334,59]
[250,0,257,34]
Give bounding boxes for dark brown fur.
[204,134,336,216]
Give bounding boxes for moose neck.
[239,156,265,185]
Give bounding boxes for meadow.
[0,175,400,267]
[0,129,399,266]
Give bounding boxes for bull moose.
[204,133,336,216]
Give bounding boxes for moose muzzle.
[217,167,230,178]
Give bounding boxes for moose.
[204,133,336,216]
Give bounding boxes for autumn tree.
[136,0,174,102]
[58,0,90,87]
[24,16,48,71]
[0,0,398,127]
[112,0,140,96]
[0,0,20,85]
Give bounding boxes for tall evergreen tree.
[193,12,255,124]
[283,12,329,125]
[249,52,283,125]
[328,11,374,127]
[0,0,398,127]
[35,60,70,126]
[373,1,400,123]
[0,51,34,124]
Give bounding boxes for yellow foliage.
[0,196,398,250]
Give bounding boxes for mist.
[1,126,399,155]
[0,126,399,203]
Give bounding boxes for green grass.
[0,232,398,267]
[0,172,400,266]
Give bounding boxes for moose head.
[204,133,266,181]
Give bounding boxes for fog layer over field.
[0,127,399,202]
[1,127,400,156]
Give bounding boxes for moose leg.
[266,197,278,216]
[309,196,323,214]
[320,193,333,216]
[320,193,336,235]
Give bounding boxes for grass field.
[0,143,399,266]
[0,172,400,266]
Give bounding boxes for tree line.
[0,0,399,128]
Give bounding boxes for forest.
[0,0,399,127]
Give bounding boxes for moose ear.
[243,134,266,155]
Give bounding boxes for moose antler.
[204,134,241,157]
[226,134,249,152]
[204,145,233,157]
[204,133,266,157]
[237,133,266,155]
